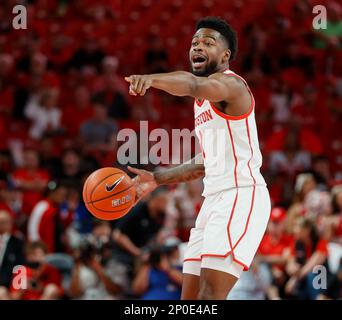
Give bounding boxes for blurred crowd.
[0,0,342,300]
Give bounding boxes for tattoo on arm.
[153,154,204,185]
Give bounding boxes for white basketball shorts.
[183,185,271,278]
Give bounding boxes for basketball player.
[125,17,271,300]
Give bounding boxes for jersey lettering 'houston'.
[194,69,266,197]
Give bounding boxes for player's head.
[190,17,237,76]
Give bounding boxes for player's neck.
[217,64,229,73]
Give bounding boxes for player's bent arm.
[154,153,204,185]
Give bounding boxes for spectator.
[68,221,127,300]
[258,207,292,299]
[61,185,93,237]
[318,257,342,300]
[27,183,68,253]
[11,148,50,217]
[145,36,169,73]
[112,187,170,278]
[132,240,182,300]
[68,36,105,72]
[9,241,63,300]
[311,155,332,191]
[0,173,17,220]
[39,135,62,178]
[61,85,93,137]
[324,185,342,245]
[269,129,311,178]
[165,181,203,241]
[24,88,62,140]
[0,210,25,289]
[57,149,83,188]
[79,101,118,157]
[93,56,131,120]
[269,79,292,125]
[285,217,329,299]
[227,260,272,300]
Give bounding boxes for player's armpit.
[192,72,245,102]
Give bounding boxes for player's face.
[189,28,229,76]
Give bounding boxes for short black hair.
[196,17,238,61]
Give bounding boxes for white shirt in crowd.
[25,97,61,139]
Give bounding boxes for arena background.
[0,0,342,300]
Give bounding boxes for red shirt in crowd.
[10,264,63,300]
[259,233,293,257]
[290,238,329,260]
[11,169,50,216]
[258,233,293,270]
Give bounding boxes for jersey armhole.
[209,73,255,121]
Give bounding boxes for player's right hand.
[127,166,158,205]
[124,75,153,96]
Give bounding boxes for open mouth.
[192,54,207,68]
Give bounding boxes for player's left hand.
[124,75,152,96]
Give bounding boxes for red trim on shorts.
[184,253,249,271]
[183,258,201,262]
[201,252,231,259]
[245,118,257,185]
[232,258,249,271]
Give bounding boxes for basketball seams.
[90,200,133,213]
[89,172,124,203]
[86,202,129,220]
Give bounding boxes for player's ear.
[222,49,231,63]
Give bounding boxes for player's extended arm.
[125,71,240,102]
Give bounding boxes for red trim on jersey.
[195,98,205,107]
[245,118,257,185]
[226,120,239,260]
[198,130,206,158]
[227,120,239,188]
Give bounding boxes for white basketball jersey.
[194,69,266,197]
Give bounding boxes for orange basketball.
[82,167,136,220]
